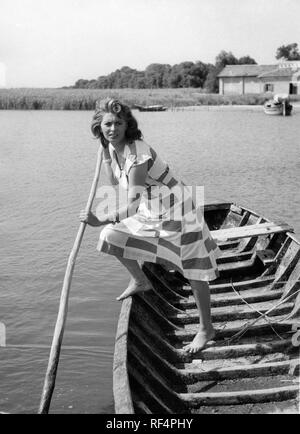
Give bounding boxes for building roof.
[258,68,294,79]
[217,65,276,78]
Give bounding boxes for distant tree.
[95,76,110,88]
[238,55,257,64]
[186,61,209,87]
[276,43,300,61]
[203,51,238,93]
[72,50,257,91]
[215,50,238,68]
[119,66,138,88]
[74,79,90,88]
[168,70,183,88]
[167,62,193,87]
[145,63,171,88]
[203,65,219,93]
[88,79,101,89]
[135,72,147,89]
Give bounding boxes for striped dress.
[97,140,220,281]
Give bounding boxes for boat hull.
[264,101,293,116]
[134,105,167,112]
[113,201,300,414]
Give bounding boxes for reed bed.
[1,88,299,110]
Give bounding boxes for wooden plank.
[177,337,294,361]
[172,301,293,324]
[176,288,283,309]
[239,211,251,226]
[129,367,174,414]
[131,393,152,414]
[204,201,232,212]
[218,240,240,250]
[128,357,181,414]
[212,222,294,242]
[180,359,300,381]
[256,249,276,266]
[217,251,253,263]
[230,204,244,215]
[170,318,297,341]
[218,257,255,271]
[181,276,275,295]
[179,385,299,406]
[209,276,274,290]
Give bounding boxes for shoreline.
[1,87,299,111]
[170,103,300,112]
[2,104,299,112]
[0,88,300,111]
[170,105,263,111]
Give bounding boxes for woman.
[80,98,220,353]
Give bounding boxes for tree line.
[72,43,300,91]
[73,51,256,92]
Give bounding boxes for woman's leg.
[183,280,215,353]
[99,226,152,301]
[115,256,152,301]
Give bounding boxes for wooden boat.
[264,96,293,116]
[134,104,167,112]
[113,201,300,414]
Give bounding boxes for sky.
[1,0,300,88]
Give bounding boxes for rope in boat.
[145,268,300,337]
[229,280,285,341]
[222,287,300,345]
[142,269,300,357]
[146,249,300,321]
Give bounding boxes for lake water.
[0,107,299,414]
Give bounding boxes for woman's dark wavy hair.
[91,98,142,145]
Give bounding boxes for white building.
[218,62,300,95]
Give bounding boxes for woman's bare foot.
[183,328,216,354]
[116,278,152,301]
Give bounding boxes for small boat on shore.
[264,94,293,116]
[113,201,300,414]
[134,104,167,112]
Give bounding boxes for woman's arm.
[79,209,104,226]
[102,148,118,186]
[80,161,148,227]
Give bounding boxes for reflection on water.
[0,108,299,413]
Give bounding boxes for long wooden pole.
[38,146,103,414]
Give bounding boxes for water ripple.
[1,109,299,413]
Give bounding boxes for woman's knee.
[100,225,119,244]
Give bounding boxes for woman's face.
[101,113,127,146]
